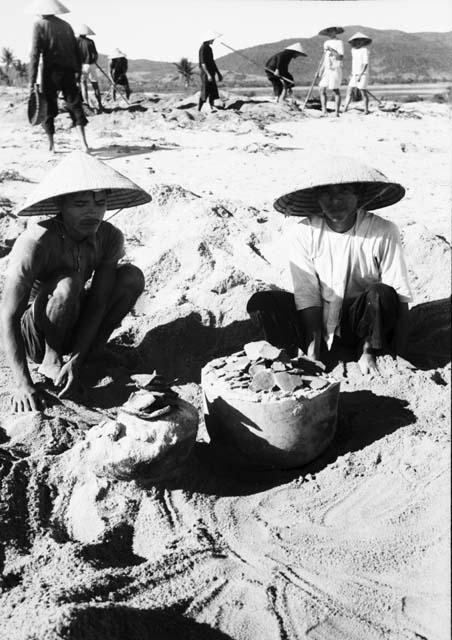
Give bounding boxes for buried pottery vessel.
[201,348,340,469]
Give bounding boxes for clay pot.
[202,368,340,469]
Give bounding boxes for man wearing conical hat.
[247,158,412,375]
[198,33,223,113]
[265,42,307,104]
[317,26,344,117]
[343,33,373,115]
[0,152,151,413]
[29,0,89,153]
[109,49,130,101]
[77,24,103,113]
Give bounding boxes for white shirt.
[323,39,344,69]
[288,209,412,348]
[351,47,369,75]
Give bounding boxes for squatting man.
[247,158,412,375]
[0,152,151,413]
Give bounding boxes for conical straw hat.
[348,32,372,45]
[29,0,69,15]
[78,23,95,36]
[201,31,222,43]
[110,48,126,58]
[318,26,344,36]
[285,42,307,56]
[16,151,151,217]
[273,156,405,217]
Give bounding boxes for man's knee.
[366,283,398,305]
[48,271,83,307]
[116,264,145,296]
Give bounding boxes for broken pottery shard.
[274,372,305,394]
[123,390,157,413]
[234,356,250,372]
[130,373,158,388]
[309,378,329,391]
[249,369,276,392]
[244,340,281,362]
[271,361,286,372]
[248,363,267,377]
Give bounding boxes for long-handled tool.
[220,41,299,88]
[301,53,324,112]
[366,88,400,112]
[95,62,131,107]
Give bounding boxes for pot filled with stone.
[201,341,340,469]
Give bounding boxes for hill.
[215,27,452,84]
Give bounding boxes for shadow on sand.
[91,143,179,160]
[60,605,233,640]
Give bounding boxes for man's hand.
[11,383,46,413]
[217,72,223,82]
[358,352,379,375]
[55,356,81,398]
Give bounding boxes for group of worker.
[29,0,131,153]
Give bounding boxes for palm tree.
[1,47,14,73]
[174,57,195,89]
[13,59,28,84]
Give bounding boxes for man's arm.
[200,62,213,81]
[29,22,42,88]
[297,306,323,361]
[55,261,118,397]
[0,277,46,412]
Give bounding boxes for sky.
[1,0,451,63]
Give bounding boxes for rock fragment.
[250,370,276,392]
[274,372,305,393]
[244,340,281,362]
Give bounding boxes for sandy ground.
[0,87,450,640]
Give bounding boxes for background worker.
[265,42,307,103]
[29,0,89,153]
[343,32,373,114]
[109,49,131,100]
[77,23,103,113]
[317,26,344,117]
[198,33,223,113]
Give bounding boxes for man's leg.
[61,71,89,153]
[247,290,303,355]
[343,283,400,373]
[91,81,103,111]
[89,264,145,354]
[363,89,370,114]
[319,87,328,115]
[41,69,58,152]
[333,88,341,116]
[32,271,84,381]
[343,86,353,112]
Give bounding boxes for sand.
[0,87,450,640]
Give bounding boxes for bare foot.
[358,352,379,375]
[38,359,62,383]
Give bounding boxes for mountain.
[90,27,452,91]
[215,27,452,84]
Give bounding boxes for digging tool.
[301,53,325,112]
[95,62,131,107]
[219,41,300,88]
[366,89,400,112]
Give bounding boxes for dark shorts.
[41,66,88,134]
[200,73,219,102]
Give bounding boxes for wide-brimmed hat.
[78,23,95,36]
[285,42,307,56]
[202,31,222,43]
[29,0,69,15]
[27,87,46,126]
[16,151,151,217]
[273,157,405,217]
[110,48,126,59]
[348,32,372,45]
[318,26,344,36]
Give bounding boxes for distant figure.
[109,49,130,100]
[77,23,103,113]
[265,42,307,103]
[198,33,223,113]
[29,0,89,153]
[317,26,344,117]
[343,32,372,115]
[0,152,151,413]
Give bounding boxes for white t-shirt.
[351,47,369,75]
[323,39,344,69]
[287,209,412,348]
